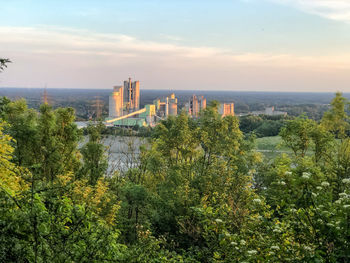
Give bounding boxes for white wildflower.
[285,171,292,176]
[342,178,350,184]
[344,205,350,209]
[316,186,322,190]
[247,250,258,255]
[240,240,246,246]
[302,172,310,179]
[326,223,334,227]
[271,245,280,250]
[253,198,262,204]
[321,182,330,187]
[335,199,341,204]
[312,192,317,197]
[339,193,348,198]
[280,181,286,186]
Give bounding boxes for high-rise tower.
[123,78,140,112]
[219,103,235,117]
[109,86,124,118]
[188,95,206,117]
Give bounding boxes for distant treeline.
[0,87,340,120]
[239,115,290,137]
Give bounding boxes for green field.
[255,136,291,159]
[255,136,317,160]
[255,136,285,151]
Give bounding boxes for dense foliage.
[1,94,350,262]
[239,115,289,137]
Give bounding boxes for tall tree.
[79,122,108,185]
[321,92,349,138]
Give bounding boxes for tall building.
[189,95,206,117]
[189,95,199,117]
[123,78,140,112]
[168,93,178,116]
[199,96,206,110]
[219,103,235,117]
[154,93,178,118]
[109,86,124,118]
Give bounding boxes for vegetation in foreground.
[1,92,350,262]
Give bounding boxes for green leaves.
[321,92,349,139]
[2,93,350,262]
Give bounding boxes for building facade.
[188,95,206,117]
[123,78,140,112]
[154,93,178,118]
[219,103,235,117]
[168,93,178,116]
[108,86,124,118]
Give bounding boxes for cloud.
[1,26,350,91]
[270,0,350,23]
[0,26,222,59]
[1,25,349,69]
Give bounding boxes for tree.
[79,122,108,185]
[0,102,125,262]
[1,99,39,167]
[279,116,316,158]
[321,92,349,139]
[0,58,11,72]
[1,101,82,180]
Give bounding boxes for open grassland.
[255,136,287,151]
[255,136,291,159]
[255,136,316,160]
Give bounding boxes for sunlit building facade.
[123,78,140,112]
[154,93,178,118]
[109,86,124,118]
[188,95,206,117]
[219,103,235,117]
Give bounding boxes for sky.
[1,0,350,92]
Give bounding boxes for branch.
[0,58,11,72]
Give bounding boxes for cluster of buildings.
[250,106,287,117]
[108,78,140,118]
[106,78,235,127]
[186,95,206,117]
[153,93,178,118]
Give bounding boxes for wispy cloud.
[0,26,223,58]
[1,25,349,69]
[271,0,350,23]
[1,26,350,91]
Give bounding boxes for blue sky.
[1,0,350,91]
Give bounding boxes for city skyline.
[1,0,350,92]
